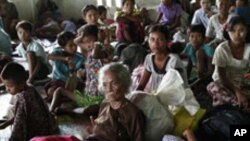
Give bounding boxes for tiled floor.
[0,86,90,140]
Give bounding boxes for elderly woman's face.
[102,70,125,102]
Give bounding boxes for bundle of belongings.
[128,69,205,141]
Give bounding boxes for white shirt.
[206,14,225,40]
[16,39,49,66]
[212,41,250,83]
[191,6,217,28]
[144,53,188,92]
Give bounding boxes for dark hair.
[189,24,206,39]
[169,42,185,54]
[1,62,27,84]
[120,43,148,72]
[81,5,97,16]
[78,24,98,39]
[148,24,170,41]
[223,16,248,41]
[15,20,33,32]
[57,31,75,47]
[122,0,135,6]
[97,5,107,15]
[47,0,58,11]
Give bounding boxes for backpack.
[197,105,250,141]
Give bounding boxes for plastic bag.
[155,69,200,116]
[156,69,186,106]
[128,91,174,141]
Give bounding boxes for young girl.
[45,31,85,101]
[97,5,108,26]
[79,5,110,48]
[49,25,108,114]
[114,0,144,44]
[136,24,188,92]
[0,62,56,141]
[15,20,51,84]
[156,0,182,32]
[207,16,250,110]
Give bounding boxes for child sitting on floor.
[136,24,189,92]
[183,24,214,80]
[114,0,144,44]
[49,25,109,114]
[45,31,85,101]
[79,5,110,49]
[0,62,57,141]
[15,20,51,84]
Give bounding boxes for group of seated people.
[1,0,250,140]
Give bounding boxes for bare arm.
[196,49,206,78]
[169,15,181,30]
[91,43,109,59]
[47,54,67,62]
[98,27,110,48]
[74,36,82,45]
[207,57,214,76]
[155,13,163,23]
[115,12,141,23]
[136,69,151,91]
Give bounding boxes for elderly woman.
[85,63,145,141]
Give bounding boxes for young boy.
[15,20,51,84]
[0,62,56,141]
[183,24,214,79]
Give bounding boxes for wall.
[54,0,96,19]
[9,0,159,22]
[9,0,96,21]
[10,0,37,21]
